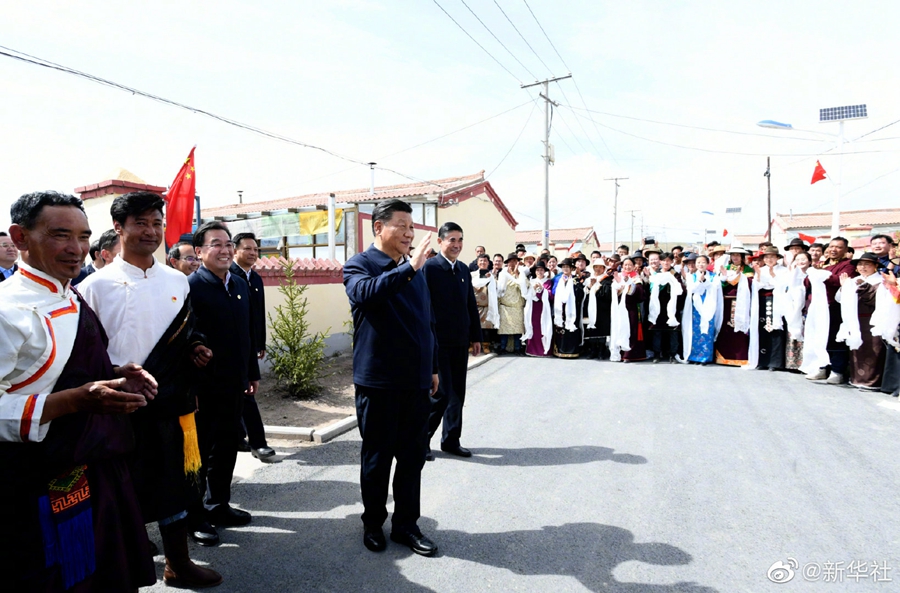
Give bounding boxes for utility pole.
[522,74,572,251]
[764,157,772,239]
[605,177,628,252]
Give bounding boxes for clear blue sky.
[2,0,898,244]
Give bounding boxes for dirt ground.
[255,351,355,428]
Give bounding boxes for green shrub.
[266,259,330,398]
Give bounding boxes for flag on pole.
[722,228,729,238]
[811,160,827,184]
[164,147,197,247]
[566,239,577,253]
[798,232,816,244]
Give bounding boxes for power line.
[492,0,554,75]
[565,106,900,157]
[459,0,537,80]
[522,0,571,70]
[486,98,540,179]
[431,0,521,83]
[0,44,448,191]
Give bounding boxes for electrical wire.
[486,98,540,179]
[430,0,522,83]
[459,0,538,80]
[566,106,900,157]
[492,0,555,75]
[522,0,570,70]
[0,44,449,191]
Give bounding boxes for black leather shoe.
[252,446,276,460]
[363,527,386,552]
[440,444,472,458]
[425,447,435,462]
[190,522,220,546]
[390,530,437,557]
[237,440,251,452]
[209,505,252,527]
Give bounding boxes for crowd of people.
[3,190,900,591]
[0,191,276,590]
[465,236,900,396]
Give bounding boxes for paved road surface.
[144,357,900,592]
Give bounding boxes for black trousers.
[239,394,268,449]
[193,391,243,513]
[427,344,470,448]
[355,385,430,531]
[651,330,679,359]
[826,302,850,374]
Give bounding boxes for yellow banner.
[298,209,343,236]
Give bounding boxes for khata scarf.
[553,275,577,331]
[609,279,631,361]
[836,273,882,350]
[800,268,832,374]
[471,272,500,328]
[648,271,683,327]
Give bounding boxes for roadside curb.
[263,352,498,444]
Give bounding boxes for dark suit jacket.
[344,245,438,391]
[188,266,260,397]
[0,263,18,283]
[422,255,482,347]
[229,261,266,353]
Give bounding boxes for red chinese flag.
[722,228,729,237]
[798,232,816,244]
[164,147,197,247]
[811,160,827,184]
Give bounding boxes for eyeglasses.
[182,256,199,263]
[200,243,234,251]
[0,242,15,249]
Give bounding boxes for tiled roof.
[775,208,900,230]
[204,171,486,218]
[515,227,595,244]
[253,256,343,279]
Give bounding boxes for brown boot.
[161,519,224,588]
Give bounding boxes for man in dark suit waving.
[422,222,482,460]
[343,198,439,557]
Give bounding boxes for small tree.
[267,258,330,398]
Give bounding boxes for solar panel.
[725,207,742,214]
[819,104,867,122]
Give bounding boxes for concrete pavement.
[144,356,900,591]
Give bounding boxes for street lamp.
[757,104,867,238]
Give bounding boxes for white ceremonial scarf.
[722,269,752,334]
[836,273,882,351]
[609,278,631,361]
[800,267,832,375]
[585,273,606,329]
[523,277,552,353]
[648,271,683,327]
[471,272,500,329]
[680,272,722,362]
[784,267,808,337]
[871,283,900,350]
[553,275,577,331]
[498,268,529,299]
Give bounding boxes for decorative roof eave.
[438,178,518,230]
[75,178,167,200]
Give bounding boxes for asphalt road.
[143,357,900,592]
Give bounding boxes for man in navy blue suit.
[187,221,260,546]
[343,198,440,557]
[422,222,482,460]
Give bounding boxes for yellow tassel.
[179,413,202,479]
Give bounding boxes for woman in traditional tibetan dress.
[619,258,647,362]
[784,251,813,370]
[552,258,583,358]
[471,254,499,353]
[524,261,554,357]
[648,252,684,363]
[837,252,887,389]
[714,247,753,366]
[582,258,613,359]
[680,255,723,365]
[749,246,789,371]
[878,269,900,397]
[497,252,529,354]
